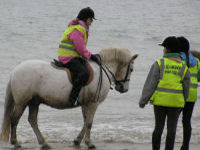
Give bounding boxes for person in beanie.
[178,36,200,150]
[57,7,100,106]
[139,36,190,150]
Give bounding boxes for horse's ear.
[131,54,138,61]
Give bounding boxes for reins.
[92,55,112,102]
[93,56,103,102]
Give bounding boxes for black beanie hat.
[77,7,96,21]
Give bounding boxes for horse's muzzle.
[115,85,128,93]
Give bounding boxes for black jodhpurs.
[152,105,181,150]
[181,102,195,150]
[64,57,90,87]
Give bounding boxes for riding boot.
[69,85,82,106]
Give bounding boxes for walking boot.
[69,86,82,106]
[180,145,189,150]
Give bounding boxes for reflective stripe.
[61,41,73,44]
[190,73,197,77]
[156,87,183,93]
[59,45,76,51]
[160,59,164,79]
[178,64,186,77]
[190,83,198,88]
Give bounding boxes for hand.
[139,103,145,108]
[90,54,101,65]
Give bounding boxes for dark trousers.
[181,102,195,150]
[152,105,181,150]
[63,58,90,103]
[64,57,89,87]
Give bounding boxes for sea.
[0,0,200,147]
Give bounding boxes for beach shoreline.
[0,141,199,150]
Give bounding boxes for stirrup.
[74,101,78,106]
[74,98,82,106]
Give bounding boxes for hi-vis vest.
[58,24,88,57]
[150,58,188,108]
[187,57,199,102]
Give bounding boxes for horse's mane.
[99,47,132,64]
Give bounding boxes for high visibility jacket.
[150,58,188,108]
[187,57,199,102]
[58,24,88,57]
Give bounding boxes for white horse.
[0,47,138,149]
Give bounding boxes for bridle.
[103,60,132,89]
[92,55,132,102]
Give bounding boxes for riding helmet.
[177,36,190,53]
[77,7,96,21]
[159,36,180,53]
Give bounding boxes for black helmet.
[159,36,180,53]
[177,36,190,53]
[77,7,96,21]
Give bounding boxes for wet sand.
[0,141,199,150]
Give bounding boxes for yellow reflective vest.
[58,24,88,57]
[150,58,188,108]
[187,57,199,102]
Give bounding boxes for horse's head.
[100,47,138,93]
[114,54,138,93]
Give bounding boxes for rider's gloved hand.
[90,54,101,65]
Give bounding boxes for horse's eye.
[130,68,133,72]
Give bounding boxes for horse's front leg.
[84,103,98,149]
[74,125,86,146]
[73,106,87,146]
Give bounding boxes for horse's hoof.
[88,144,96,149]
[14,143,22,148]
[41,143,51,150]
[73,139,80,146]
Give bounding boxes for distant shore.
[0,141,200,150]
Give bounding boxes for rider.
[57,7,100,106]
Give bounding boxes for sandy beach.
[0,141,199,150]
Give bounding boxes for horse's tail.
[0,80,14,142]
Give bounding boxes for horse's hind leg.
[10,104,26,148]
[28,102,50,149]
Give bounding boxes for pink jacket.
[58,20,92,64]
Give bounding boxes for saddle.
[51,60,94,85]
